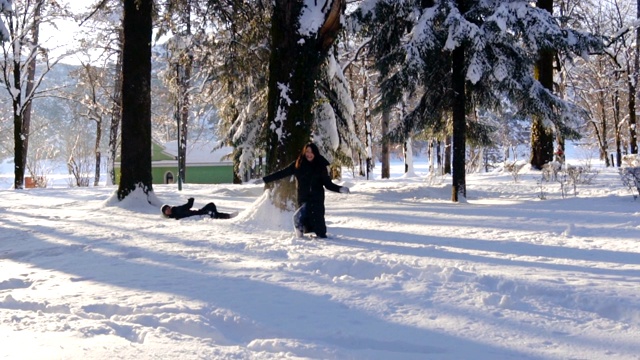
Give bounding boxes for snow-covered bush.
[25,144,58,188]
[566,164,598,186]
[622,154,640,167]
[540,162,598,198]
[504,161,526,183]
[542,161,562,182]
[619,167,640,200]
[564,164,598,197]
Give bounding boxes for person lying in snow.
[161,198,234,220]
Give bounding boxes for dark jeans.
[293,202,326,237]
[198,203,218,217]
[199,203,233,219]
[293,203,307,234]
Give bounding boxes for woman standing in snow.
[262,143,350,238]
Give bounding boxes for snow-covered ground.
[1,146,640,359]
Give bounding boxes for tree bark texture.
[266,0,344,210]
[12,80,24,189]
[94,109,102,187]
[21,0,40,184]
[177,4,192,184]
[444,135,451,175]
[631,0,640,154]
[530,0,554,170]
[381,108,390,179]
[117,0,154,200]
[451,44,466,202]
[11,0,43,189]
[108,29,124,186]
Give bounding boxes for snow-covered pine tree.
[192,0,271,183]
[313,53,364,174]
[350,0,603,201]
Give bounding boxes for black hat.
[161,205,170,216]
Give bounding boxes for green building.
[115,141,234,184]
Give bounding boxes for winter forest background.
[0,0,639,202]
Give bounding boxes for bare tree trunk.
[530,0,555,170]
[94,122,102,186]
[381,107,390,179]
[10,0,43,189]
[451,0,468,201]
[117,0,154,201]
[175,60,191,185]
[20,0,44,183]
[594,93,609,166]
[614,89,623,167]
[632,0,640,154]
[12,59,24,189]
[108,29,124,185]
[444,135,451,175]
[451,42,466,202]
[363,64,373,179]
[400,96,410,174]
[436,139,442,171]
[349,57,365,177]
[21,59,36,180]
[176,4,192,184]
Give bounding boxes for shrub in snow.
[619,167,640,200]
[622,154,640,167]
[539,161,599,198]
[542,161,562,182]
[504,161,525,183]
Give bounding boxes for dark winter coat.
[263,155,343,236]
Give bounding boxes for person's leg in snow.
[198,203,218,217]
[293,203,307,237]
[306,202,327,238]
[200,203,236,219]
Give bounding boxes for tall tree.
[70,61,111,187]
[74,0,126,186]
[451,0,467,201]
[159,0,196,185]
[117,0,154,201]
[19,0,43,188]
[530,0,555,170]
[380,107,391,178]
[165,0,271,183]
[265,0,345,209]
[573,0,637,165]
[633,0,640,154]
[109,30,123,185]
[0,0,67,189]
[352,0,602,201]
